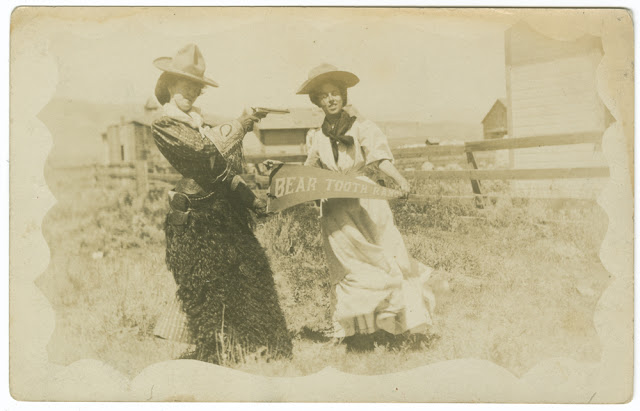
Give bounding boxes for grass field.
[37,165,611,378]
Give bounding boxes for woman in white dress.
[297,64,436,351]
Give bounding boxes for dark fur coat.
[165,192,292,363]
[152,114,292,363]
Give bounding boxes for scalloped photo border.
[8,7,634,403]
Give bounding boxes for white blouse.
[304,117,394,176]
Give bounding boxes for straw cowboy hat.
[154,44,219,104]
[296,63,359,95]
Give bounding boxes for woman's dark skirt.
[164,193,292,364]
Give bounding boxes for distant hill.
[38,98,231,167]
[377,120,483,148]
[38,98,145,167]
[39,98,483,167]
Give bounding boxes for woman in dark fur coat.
[150,44,292,363]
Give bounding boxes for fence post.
[92,164,99,186]
[135,160,149,197]
[466,151,484,209]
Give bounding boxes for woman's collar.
[162,100,201,116]
[162,101,204,129]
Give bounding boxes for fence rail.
[464,131,602,152]
[392,132,601,158]
[96,131,608,205]
[405,167,609,181]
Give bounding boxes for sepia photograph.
[8,5,634,403]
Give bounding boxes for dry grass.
[37,166,610,378]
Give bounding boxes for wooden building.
[101,117,162,165]
[101,97,230,167]
[481,98,507,140]
[505,21,613,197]
[252,107,324,155]
[101,97,164,165]
[102,106,321,167]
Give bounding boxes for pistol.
[252,107,290,118]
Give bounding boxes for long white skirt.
[320,193,435,338]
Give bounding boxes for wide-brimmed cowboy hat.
[296,63,359,95]
[154,44,218,104]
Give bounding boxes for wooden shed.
[101,98,231,167]
[481,98,507,140]
[253,107,324,155]
[505,22,613,197]
[101,111,167,165]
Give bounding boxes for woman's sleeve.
[359,120,394,165]
[152,117,230,191]
[304,129,322,168]
[200,119,246,157]
[151,117,219,160]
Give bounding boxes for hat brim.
[296,71,359,95]
[154,57,219,88]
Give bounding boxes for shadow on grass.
[296,326,332,343]
[296,327,442,354]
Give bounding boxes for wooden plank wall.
[506,23,607,198]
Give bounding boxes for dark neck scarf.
[322,110,357,163]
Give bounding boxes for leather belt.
[167,178,217,230]
[168,190,217,212]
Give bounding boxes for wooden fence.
[96,131,609,206]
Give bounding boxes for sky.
[45,8,513,124]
